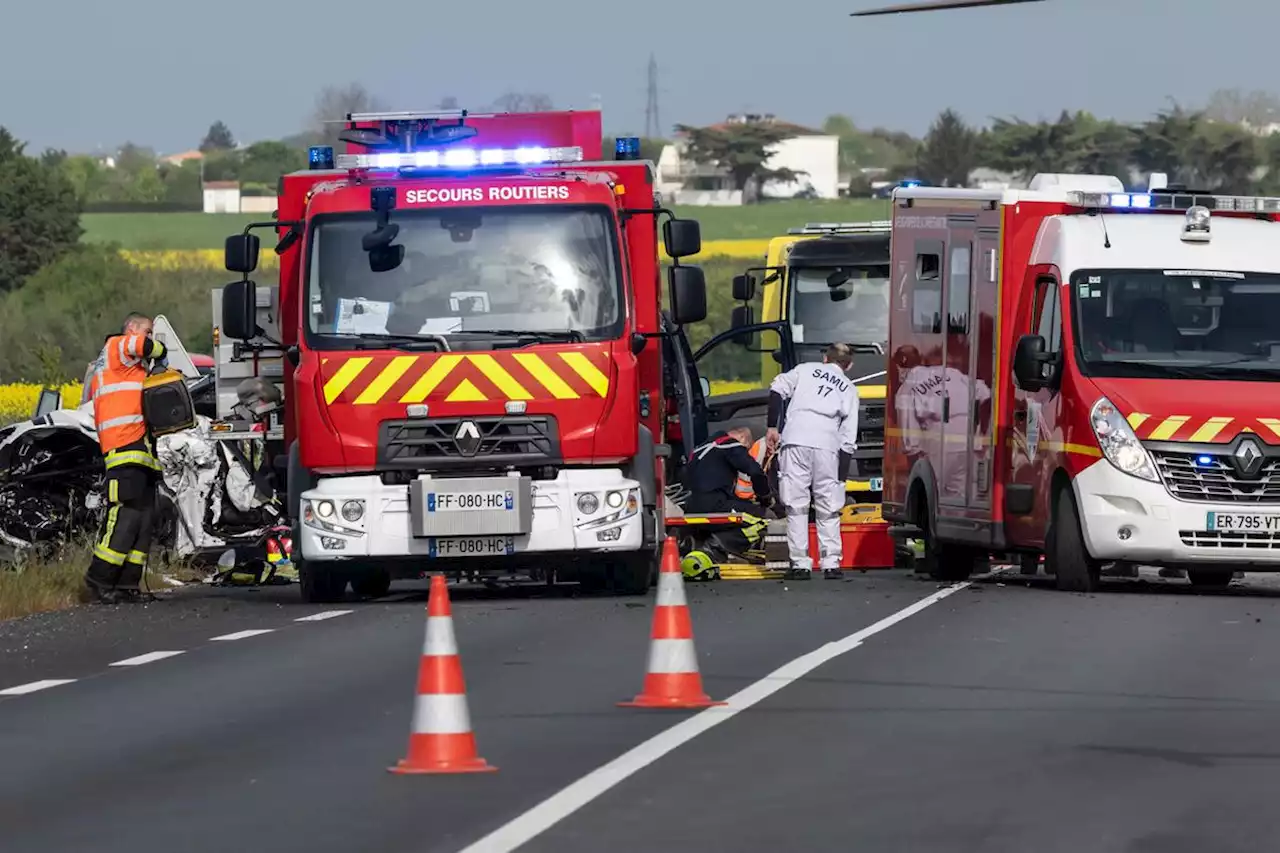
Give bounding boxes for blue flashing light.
[900,178,923,188]
[1105,192,1152,209]
[336,146,584,171]
[1196,455,1214,467]
[308,145,335,170]
[615,136,641,161]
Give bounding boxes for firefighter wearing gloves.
[83,313,168,604]
[766,343,859,581]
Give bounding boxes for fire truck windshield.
[788,265,890,346]
[305,207,622,344]
[1072,268,1280,380]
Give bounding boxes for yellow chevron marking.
[446,378,487,402]
[1127,412,1149,430]
[855,384,887,400]
[1188,417,1234,443]
[559,351,609,396]
[469,353,531,400]
[1257,418,1280,441]
[399,354,462,403]
[1147,415,1190,441]
[513,353,579,399]
[354,356,419,405]
[323,357,372,404]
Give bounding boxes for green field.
[80,199,893,250]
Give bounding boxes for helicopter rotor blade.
[852,0,1045,16]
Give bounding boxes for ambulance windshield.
[1073,268,1280,378]
[788,265,890,346]
[305,207,621,342]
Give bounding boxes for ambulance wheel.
[350,568,392,599]
[299,563,348,603]
[917,500,974,582]
[1048,488,1101,593]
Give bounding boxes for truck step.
[886,524,922,539]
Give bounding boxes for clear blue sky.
[2,0,1277,153]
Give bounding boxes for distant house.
[656,113,840,206]
[163,149,205,167]
[202,181,241,213]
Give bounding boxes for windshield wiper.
[450,329,586,345]
[324,333,450,352]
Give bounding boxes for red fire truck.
[885,172,1280,592]
[217,109,708,602]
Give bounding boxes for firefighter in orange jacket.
[84,312,168,603]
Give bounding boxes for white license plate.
[1206,512,1280,532]
[428,536,515,558]
[426,490,513,512]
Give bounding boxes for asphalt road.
[5,569,1280,852]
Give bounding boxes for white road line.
[109,651,185,667]
[0,679,77,696]
[294,610,355,622]
[455,581,971,853]
[210,629,275,641]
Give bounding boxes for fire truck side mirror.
[225,234,260,274]
[663,218,702,259]
[668,265,707,325]
[730,304,755,346]
[731,273,756,302]
[1012,333,1054,391]
[221,280,258,341]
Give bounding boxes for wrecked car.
[0,371,290,574]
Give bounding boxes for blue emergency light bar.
[1067,189,1280,213]
[308,146,335,170]
[336,146,584,171]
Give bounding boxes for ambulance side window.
[912,241,943,334]
[947,243,971,333]
[1035,277,1061,352]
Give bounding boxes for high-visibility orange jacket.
[90,333,166,469]
[734,438,769,500]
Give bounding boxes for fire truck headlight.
[1090,396,1158,482]
[316,500,335,519]
[605,490,625,509]
[341,500,365,523]
[576,492,600,514]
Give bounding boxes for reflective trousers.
[778,444,843,570]
[86,464,157,591]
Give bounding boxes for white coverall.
[770,362,859,570]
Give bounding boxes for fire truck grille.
[1179,530,1280,549]
[853,400,886,478]
[1150,449,1280,504]
[377,415,560,471]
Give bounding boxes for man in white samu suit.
[766,343,859,581]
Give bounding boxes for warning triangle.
[446,378,487,402]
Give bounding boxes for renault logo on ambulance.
[1233,436,1265,478]
[454,420,482,457]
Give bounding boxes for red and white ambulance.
[884,172,1280,591]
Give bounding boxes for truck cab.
[217,110,707,602]
[886,173,1280,591]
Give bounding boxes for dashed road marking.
[210,629,276,642]
[110,651,185,667]
[0,679,77,696]
[295,610,355,622]
[455,581,972,853]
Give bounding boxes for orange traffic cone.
[619,537,725,709]
[390,574,496,774]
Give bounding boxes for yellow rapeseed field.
[118,239,770,271]
[0,383,84,426]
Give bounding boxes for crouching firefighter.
[680,427,772,580]
[767,343,859,581]
[84,312,168,604]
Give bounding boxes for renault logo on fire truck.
[454,420,482,456]
[1233,436,1265,478]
